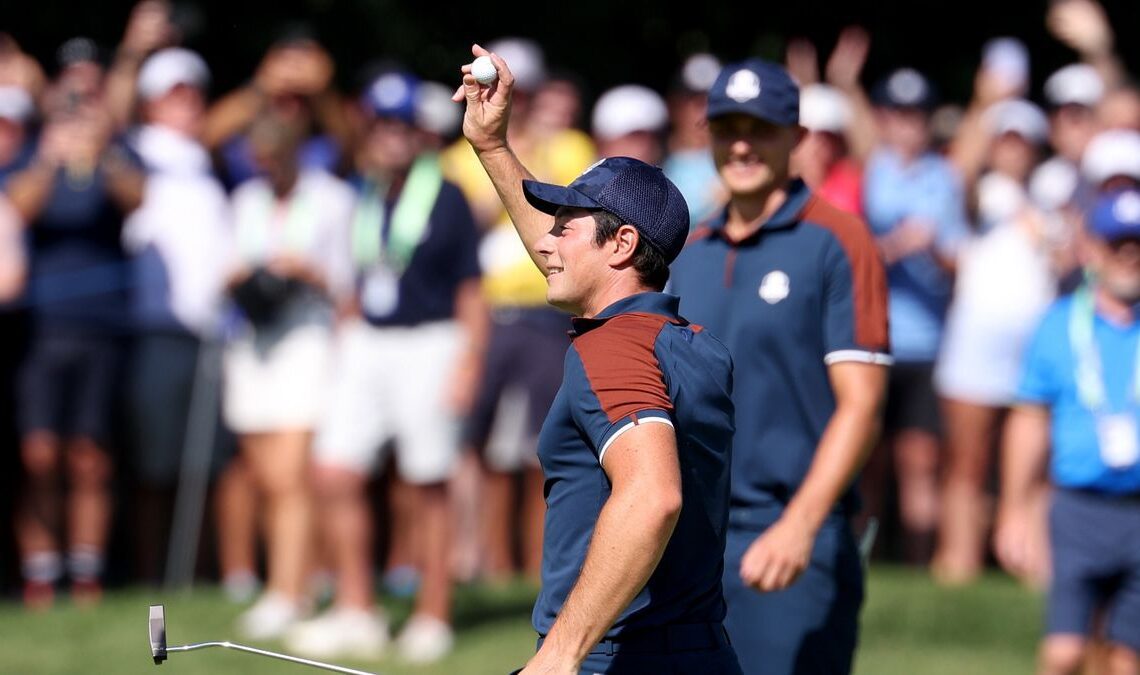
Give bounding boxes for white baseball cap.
[678,53,722,93]
[799,84,850,133]
[487,37,545,92]
[1044,63,1104,108]
[1081,129,1140,185]
[137,48,210,101]
[591,84,668,141]
[415,81,462,137]
[0,86,34,123]
[984,98,1049,144]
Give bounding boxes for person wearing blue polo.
[670,58,890,675]
[995,188,1140,675]
[453,46,741,674]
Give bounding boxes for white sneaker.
[285,607,389,660]
[236,591,302,641]
[222,571,261,604]
[395,614,454,663]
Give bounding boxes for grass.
[0,565,1044,674]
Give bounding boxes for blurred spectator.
[414,80,463,150]
[933,112,1060,585]
[221,112,354,639]
[1032,63,1105,217]
[201,27,353,187]
[590,83,668,164]
[662,52,724,227]
[795,84,862,215]
[104,0,181,131]
[787,27,875,217]
[528,70,587,139]
[287,70,485,664]
[860,67,970,564]
[4,39,145,608]
[115,47,232,584]
[1081,129,1140,194]
[1097,85,1140,132]
[0,85,35,176]
[442,37,592,583]
[995,188,1140,675]
[1046,0,1127,94]
[0,33,46,101]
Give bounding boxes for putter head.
[149,605,167,665]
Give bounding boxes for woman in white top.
[222,113,353,639]
[934,93,1068,585]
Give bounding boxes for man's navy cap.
[522,156,690,263]
[871,68,938,111]
[1089,188,1140,242]
[706,58,799,126]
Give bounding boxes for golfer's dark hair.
[592,210,670,290]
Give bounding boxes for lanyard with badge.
[1070,282,1140,469]
[352,153,443,317]
[235,182,319,263]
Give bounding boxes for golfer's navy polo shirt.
[533,291,735,638]
[669,179,890,515]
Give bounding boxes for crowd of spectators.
[1,0,1138,667]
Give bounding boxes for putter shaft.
[166,641,377,675]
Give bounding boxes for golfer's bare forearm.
[785,362,886,533]
[541,484,681,662]
[473,145,552,273]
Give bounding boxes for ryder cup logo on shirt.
[726,69,762,103]
[758,270,790,304]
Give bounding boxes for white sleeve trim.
[597,417,675,465]
[824,350,894,366]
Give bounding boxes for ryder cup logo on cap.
[726,69,761,102]
[521,156,690,263]
[1090,189,1140,242]
[706,58,799,126]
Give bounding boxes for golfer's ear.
[610,224,640,264]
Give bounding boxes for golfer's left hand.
[517,652,578,675]
[740,516,815,592]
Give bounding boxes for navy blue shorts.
[723,506,864,675]
[528,624,742,674]
[884,361,941,436]
[18,332,123,444]
[1047,488,1140,652]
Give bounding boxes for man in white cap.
[590,84,668,165]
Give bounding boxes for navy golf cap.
[522,156,691,263]
[706,57,799,126]
[1089,188,1140,242]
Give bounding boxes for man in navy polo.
[670,58,891,674]
[454,46,741,674]
[995,188,1140,675]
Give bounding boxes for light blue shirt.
[663,148,722,228]
[1017,295,1140,494]
[863,148,969,362]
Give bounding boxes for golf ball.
[471,55,497,85]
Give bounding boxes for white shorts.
[223,322,333,433]
[314,319,463,484]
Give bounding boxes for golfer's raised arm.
[454,43,554,274]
